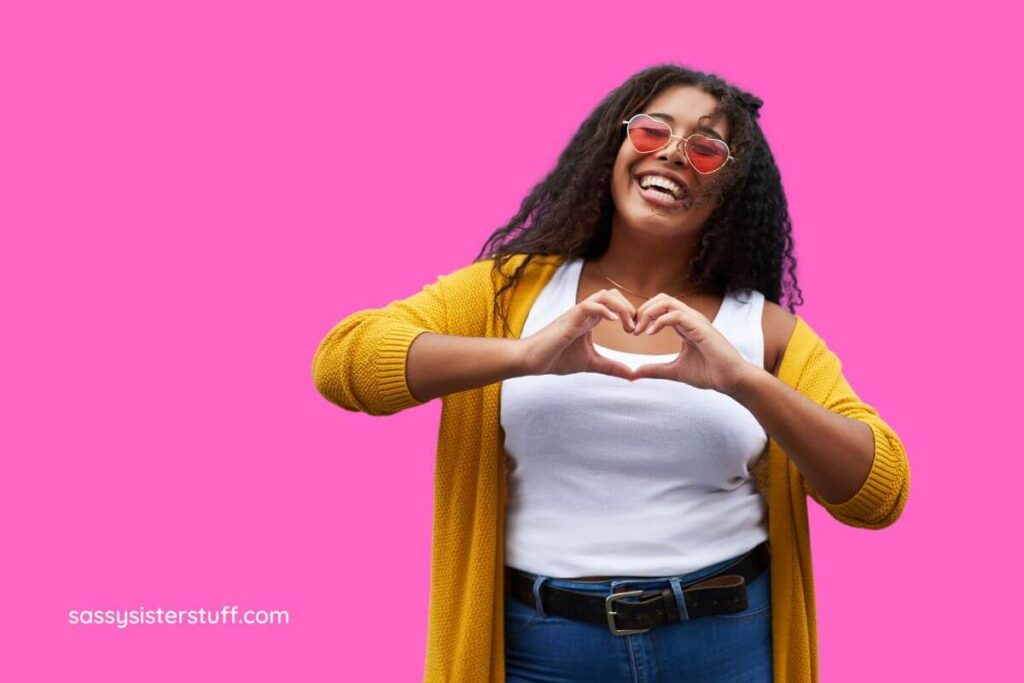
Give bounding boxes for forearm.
[725,366,875,505]
[405,333,529,403]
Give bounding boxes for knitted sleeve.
[310,258,497,416]
[798,340,911,530]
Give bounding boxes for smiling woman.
[311,62,909,683]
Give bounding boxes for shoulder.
[761,298,799,376]
[464,252,563,276]
[439,253,564,301]
[467,252,566,293]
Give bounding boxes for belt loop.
[532,576,549,618]
[669,577,689,622]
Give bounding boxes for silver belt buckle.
[605,590,650,636]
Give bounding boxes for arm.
[727,344,910,530]
[311,258,524,415]
[405,333,528,404]
[726,368,875,505]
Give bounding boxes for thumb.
[631,362,674,381]
[588,354,634,382]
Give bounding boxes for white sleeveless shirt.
[500,257,769,577]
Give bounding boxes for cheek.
[689,175,724,207]
[611,146,636,192]
[611,167,634,207]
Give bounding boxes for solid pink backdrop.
[2,1,1021,680]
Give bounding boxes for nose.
[657,138,691,172]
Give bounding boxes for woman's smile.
[633,174,692,211]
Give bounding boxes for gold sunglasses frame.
[621,113,735,175]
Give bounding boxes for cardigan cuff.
[377,322,432,413]
[821,418,907,525]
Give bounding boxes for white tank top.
[500,257,769,577]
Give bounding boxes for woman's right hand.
[519,289,638,381]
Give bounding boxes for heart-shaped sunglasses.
[622,114,735,175]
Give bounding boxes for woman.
[311,64,910,682]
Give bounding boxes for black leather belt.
[505,542,770,636]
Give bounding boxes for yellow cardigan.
[311,252,910,682]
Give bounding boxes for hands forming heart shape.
[520,287,755,394]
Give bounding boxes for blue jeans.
[504,551,772,682]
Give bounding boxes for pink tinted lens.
[627,116,671,152]
[686,135,730,173]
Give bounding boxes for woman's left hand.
[630,293,755,393]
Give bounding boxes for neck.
[594,224,702,297]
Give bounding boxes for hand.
[519,289,639,382]
[630,293,755,393]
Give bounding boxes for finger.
[580,325,641,382]
[634,291,671,318]
[603,289,638,331]
[644,310,684,337]
[633,293,663,333]
[591,289,637,332]
[646,309,705,340]
[589,342,634,378]
[646,311,696,338]
[578,301,619,325]
[589,353,634,381]
[572,302,619,337]
[635,299,680,335]
[632,361,675,381]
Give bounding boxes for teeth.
[638,174,685,200]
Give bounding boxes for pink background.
[3,1,1020,680]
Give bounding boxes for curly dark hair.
[475,63,804,335]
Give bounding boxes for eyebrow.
[645,112,726,141]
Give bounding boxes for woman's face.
[610,84,731,239]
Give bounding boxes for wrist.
[512,337,536,377]
[722,363,769,401]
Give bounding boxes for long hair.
[475,63,803,334]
